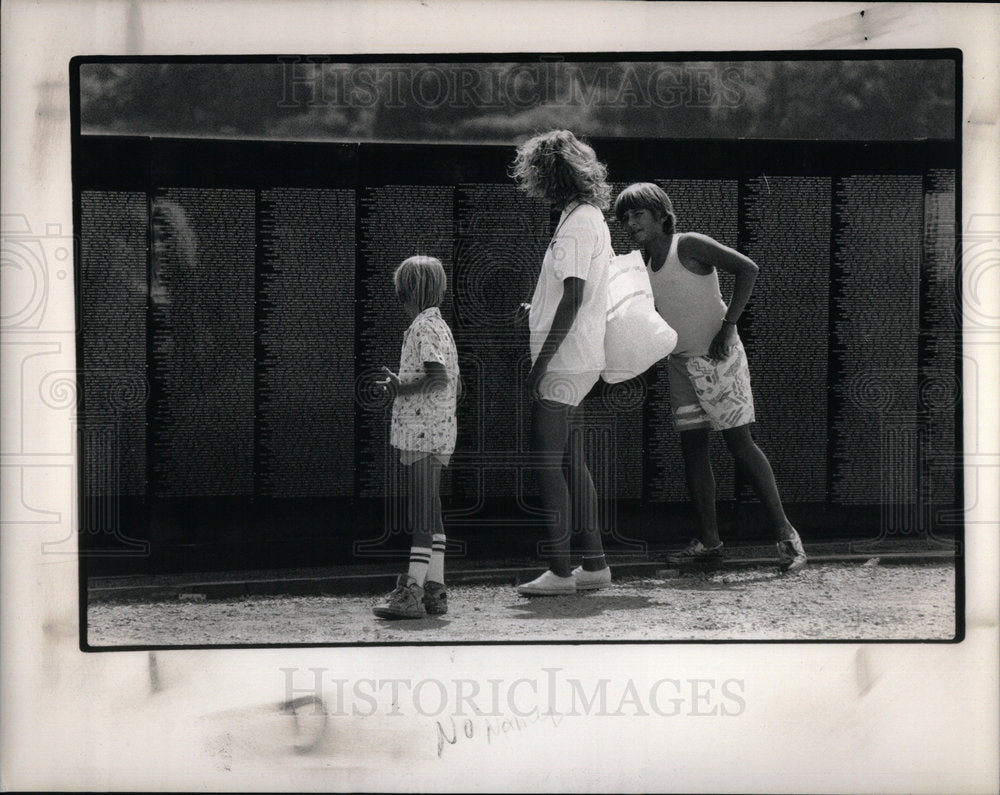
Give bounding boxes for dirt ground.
[87,561,956,646]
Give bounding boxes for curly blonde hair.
[509,129,611,210]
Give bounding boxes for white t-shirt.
[528,202,611,376]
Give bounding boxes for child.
[509,129,613,595]
[373,255,460,618]
[613,182,807,573]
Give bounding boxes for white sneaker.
[517,570,577,596]
[572,565,611,590]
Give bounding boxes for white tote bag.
[602,250,677,383]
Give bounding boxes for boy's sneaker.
[571,565,612,591]
[373,575,426,619]
[776,528,807,574]
[516,570,576,596]
[422,581,448,615]
[666,539,724,564]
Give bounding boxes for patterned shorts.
[667,340,755,432]
[398,448,451,468]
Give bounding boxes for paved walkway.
[87,540,957,602]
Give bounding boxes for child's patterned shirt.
[390,307,459,456]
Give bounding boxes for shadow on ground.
[506,594,655,619]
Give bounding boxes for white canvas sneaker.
[516,570,577,596]
[571,565,612,590]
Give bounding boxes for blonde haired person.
[510,129,613,595]
[373,256,460,618]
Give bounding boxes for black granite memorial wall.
[74,136,960,574]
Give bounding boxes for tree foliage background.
[79,58,955,142]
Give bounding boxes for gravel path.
[87,562,956,646]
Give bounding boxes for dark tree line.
[80,59,955,142]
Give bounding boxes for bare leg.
[679,427,721,546]
[530,399,573,577]
[721,425,795,540]
[565,415,606,571]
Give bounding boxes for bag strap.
[549,201,588,245]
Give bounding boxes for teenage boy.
[614,182,807,573]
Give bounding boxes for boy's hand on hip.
[709,323,737,360]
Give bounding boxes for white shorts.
[537,370,600,407]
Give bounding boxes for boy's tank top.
[647,233,728,357]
